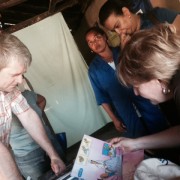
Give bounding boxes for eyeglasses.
[88,34,103,47]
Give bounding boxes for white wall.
[13,13,111,147]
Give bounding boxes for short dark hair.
[85,26,106,38]
[99,0,132,26]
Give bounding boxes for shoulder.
[10,90,29,109]
[141,7,179,27]
[89,56,103,72]
[8,89,23,101]
[152,7,178,23]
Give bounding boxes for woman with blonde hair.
[111,23,180,153]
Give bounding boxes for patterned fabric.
[0,89,29,146]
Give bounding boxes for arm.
[17,108,66,176]
[88,67,126,132]
[155,8,180,35]
[110,125,180,152]
[172,14,180,35]
[120,14,180,49]
[0,143,23,180]
[102,103,126,132]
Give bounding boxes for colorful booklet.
[71,135,144,180]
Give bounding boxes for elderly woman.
[110,24,180,153]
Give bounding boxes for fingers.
[120,122,127,131]
[120,34,131,49]
[109,137,129,150]
[51,159,66,176]
[51,163,60,176]
[116,126,126,133]
[110,137,121,144]
[121,123,126,129]
[115,121,126,132]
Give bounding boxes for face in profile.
[104,8,134,36]
[133,79,171,104]
[0,60,26,92]
[86,31,107,54]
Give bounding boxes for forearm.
[18,108,58,159]
[134,125,180,150]
[102,103,126,132]
[102,103,120,122]
[0,143,23,180]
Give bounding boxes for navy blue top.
[140,7,178,29]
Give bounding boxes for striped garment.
[0,89,29,146]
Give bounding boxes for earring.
[91,50,94,53]
[162,88,170,95]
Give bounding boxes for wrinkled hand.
[113,120,127,133]
[110,137,137,153]
[51,157,66,176]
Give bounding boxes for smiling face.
[0,60,26,92]
[86,31,108,54]
[133,79,171,104]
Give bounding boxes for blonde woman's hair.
[0,33,32,70]
[117,23,180,86]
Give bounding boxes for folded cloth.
[134,158,180,180]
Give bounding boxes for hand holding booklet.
[70,135,144,180]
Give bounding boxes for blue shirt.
[89,48,168,137]
[140,7,178,29]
